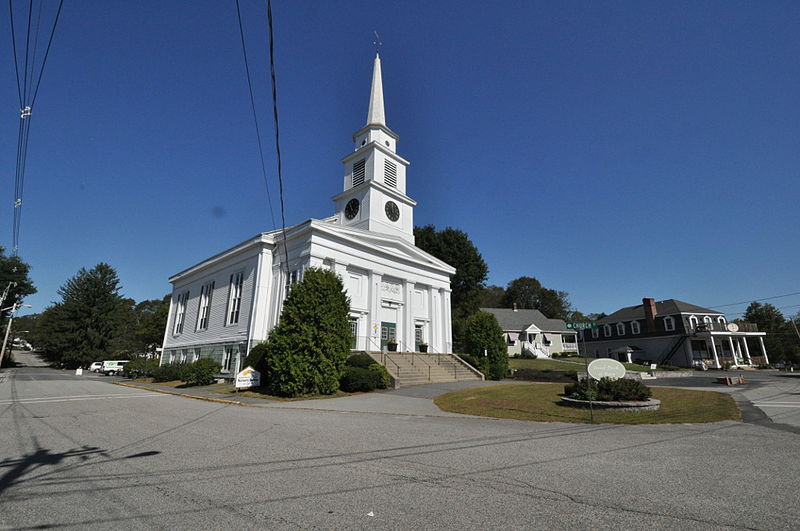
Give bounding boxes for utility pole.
[0,302,30,368]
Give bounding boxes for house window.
[603,325,612,337]
[221,346,234,373]
[227,272,244,325]
[616,323,625,336]
[384,160,397,188]
[664,316,676,332]
[196,281,215,331]
[717,316,726,324]
[349,318,358,349]
[180,349,188,363]
[631,321,641,334]
[592,328,599,339]
[173,291,188,335]
[689,315,698,329]
[352,159,365,187]
[193,348,201,363]
[703,316,713,324]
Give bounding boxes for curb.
[112,381,249,407]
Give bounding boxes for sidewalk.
[113,380,278,407]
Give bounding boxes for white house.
[482,307,579,358]
[160,54,456,377]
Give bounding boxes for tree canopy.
[501,276,572,320]
[0,247,36,320]
[743,302,799,365]
[464,310,508,380]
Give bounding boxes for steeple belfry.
[332,53,416,244]
[366,54,386,126]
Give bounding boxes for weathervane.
[373,31,382,54]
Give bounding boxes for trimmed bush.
[180,358,222,387]
[368,363,392,389]
[152,363,186,382]
[123,357,160,379]
[340,366,379,392]
[346,353,376,369]
[565,377,652,401]
[464,311,508,380]
[514,368,577,382]
[243,343,269,375]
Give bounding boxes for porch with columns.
[689,332,768,369]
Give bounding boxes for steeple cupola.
[332,54,415,243]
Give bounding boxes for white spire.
[366,53,386,126]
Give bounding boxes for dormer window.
[631,321,641,334]
[603,324,612,337]
[703,316,712,324]
[617,323,625,336]
[689,315,698,329]
[717,316,726,324]
[664,316,676,332]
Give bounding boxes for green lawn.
[508,357,650,372]
[434,383,740,424]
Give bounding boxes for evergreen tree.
[464,310,508,380]
[253,268,351,397]
[0,247,36,321]
[502,276,572,320]
[38,263,125,368]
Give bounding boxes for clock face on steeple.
[345,198,360,220]
[385,201,400,222]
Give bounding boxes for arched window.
[664,316,676,332]
[617,323,625,336]
[631,321,641,334]
[703,316,713,324]
[603,324,612,337]
[689,315,698,329]
[717,316,726,324]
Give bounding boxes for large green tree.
[113,295,170,356]
[478,285,506,308]
[0,247,36,321]
[414,225,489,350]
[464,311,508,380]
[743,302,798,364]
[501,276,572,320]
[37,263,126,368]
[246,268,351,397]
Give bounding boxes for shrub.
[346,353,376,369]
[514,368,577,382]
[123,357,160,379]
[520,349,538,359]
[464,311,508,380]
[152,363,186,382]
[258,268,351,397]
[340,366,379,392]
[180,358,222,387]
[564,377,652,401]
[244,343,269,375]
[368,363,392,389]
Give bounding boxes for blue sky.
[3,0,799,320]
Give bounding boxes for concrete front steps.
[359,351,484,388]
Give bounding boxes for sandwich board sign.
[587,359,626,381]
[235,366,261,390]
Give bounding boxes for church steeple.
[332,53,416,244]
[366,54,386,126]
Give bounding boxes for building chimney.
[513,303,518,312]
[643,297,657,332]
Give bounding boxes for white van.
[89,362,103,373]
[102,360,129,376]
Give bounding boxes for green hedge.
[564,377,652,401]
[152,363,186,382]
[340,366,379,392]
[514,368,577,382]
[180,358,222,387]
[346,353,376,369]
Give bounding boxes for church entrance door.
[380,322,396,350]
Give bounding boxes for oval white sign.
[587,358,626,381]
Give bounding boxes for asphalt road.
[2,357,799,530]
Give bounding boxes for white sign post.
[235,366,261,390]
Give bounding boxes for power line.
[709,291,800,309]
[234,0,276,229]
[266,0,290,273]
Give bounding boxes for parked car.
[102,360,129,376]
[89,362,103,373]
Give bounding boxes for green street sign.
[566,321,598,330]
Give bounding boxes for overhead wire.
[266,0,291,274]
[234,0,276,229]
[709,291,800,309]
[7,0,65,255]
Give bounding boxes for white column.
[368,271,381,351]
[728,336,737,365]
[740,336,752,365]
[709,339,721,369]
[404,280,413,352]
[758,336,769,365]
[443,289,453,353]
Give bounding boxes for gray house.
[482,307,578,358]
[581,297,768,368]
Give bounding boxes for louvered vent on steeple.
[352,159,365,187]
[384,160,397,188]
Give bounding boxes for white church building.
[160,55,456,378]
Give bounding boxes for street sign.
[235,366,261,389]
[566,321,598,330]
[587,359,626,381]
